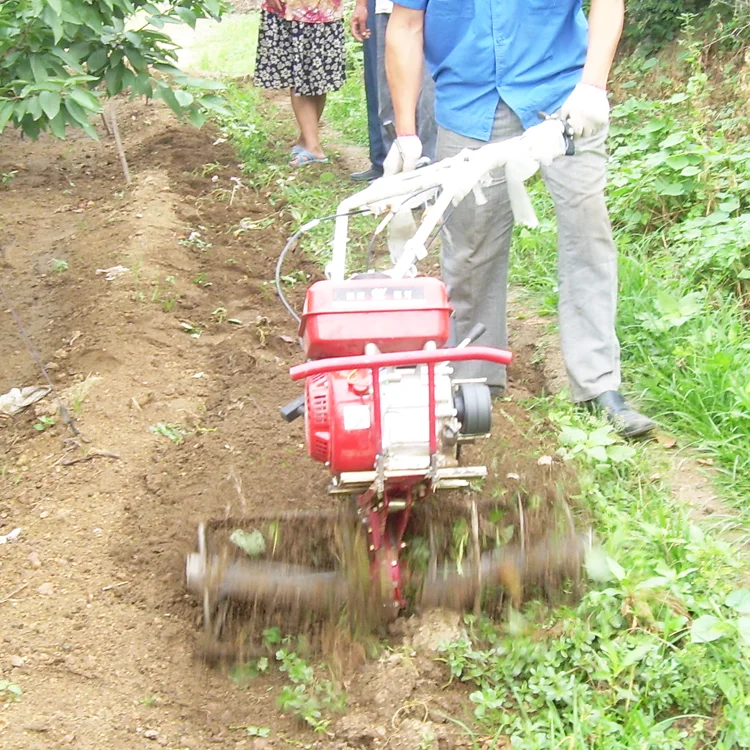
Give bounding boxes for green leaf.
[559,426,588,446]
[175,6,197,27]
[664,155,690,170]
[124,46,148,72]
[64,97,92,128]
[50,46,86,72]
[607,444,636,463]
[680,166,701,177]
[132,73,154,98]
[157,85,183,116]
[657,181,688,197]
[39,90,61,120]
[230,529,266,558]
[173,75,226,91]
[20,116,41,140]
[607,556,626,582]
[198,94,230,115]
[621,642,656,669]
[738,617,750,647]
[187,106,206,128]
[643,118,668,133]
[48,111,66,138]
[690,615,726,644]
[0,101,15,133]
[726,590,750,614]
[660,132,687,148]
[201,0,224,19]
[587,445,609,463]
[44,6,65,44]
[46,0,62,13]
[174,89,194,108]
[588,425,617,447]
[104,65,124,96]
[30,54,47,83]
[68,87,101,113]
[87,48,109,72]
[26,95,43,121]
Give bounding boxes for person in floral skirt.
[255,0,346,166]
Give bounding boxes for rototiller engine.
[283,274,511,610]
[186,118,586,649]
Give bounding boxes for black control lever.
[280,394,305,423]
[460,322,487,347]
[538,111,576,156]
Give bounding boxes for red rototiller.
[186,118,585,648]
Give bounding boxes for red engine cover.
[305,370,377,474]
[299,277,451,359]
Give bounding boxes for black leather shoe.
[351,165,384,182]
[584,390,655,439]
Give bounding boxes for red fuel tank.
[300,277,452,359]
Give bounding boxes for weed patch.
[440,398,750,748]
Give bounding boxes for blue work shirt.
[393,0,589,140]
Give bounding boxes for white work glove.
[383,135,423,176]
[559,83,610,138]
[519,118,569,166]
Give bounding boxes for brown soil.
[0,90,723,750]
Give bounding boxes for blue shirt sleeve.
[393,0,428,9]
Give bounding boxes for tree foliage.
[624,0,749,47]
[0,0,228,140]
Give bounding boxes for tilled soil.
[1,95,579,749]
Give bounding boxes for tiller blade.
[186,493,590,660]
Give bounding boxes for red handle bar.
[289,346,513,381]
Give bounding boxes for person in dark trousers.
[350,0,386,181]
[350,0,436,182]
[384,0,655,438]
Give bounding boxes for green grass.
[326,37,369,148]
[511,72,750,511]
[441,399,750,749]
[187,13,260,78]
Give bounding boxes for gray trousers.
[439,102,621,402]
[375,13,437,161]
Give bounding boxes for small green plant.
[160,296,177,313]
[137,694,159,707]
[196,161,222,177]
[281,271,307,287]
[192,272,212,287]
[33,415,56,432]
[50,258,69,273]
[0,680,22,704]
[233,216,274,235]
[149,423,186,445]
[556,423,636,466]
[228,657,269,688]
[246,726,270,738]
[211,306,228,324]
[270,645,345,734]
[179,321,202,338]
[1,169,18,186]
[150,281,179,313]
[179,229,212,251]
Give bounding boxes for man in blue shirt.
[384,0,654,438]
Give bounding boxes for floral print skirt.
[255,10,346,97]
